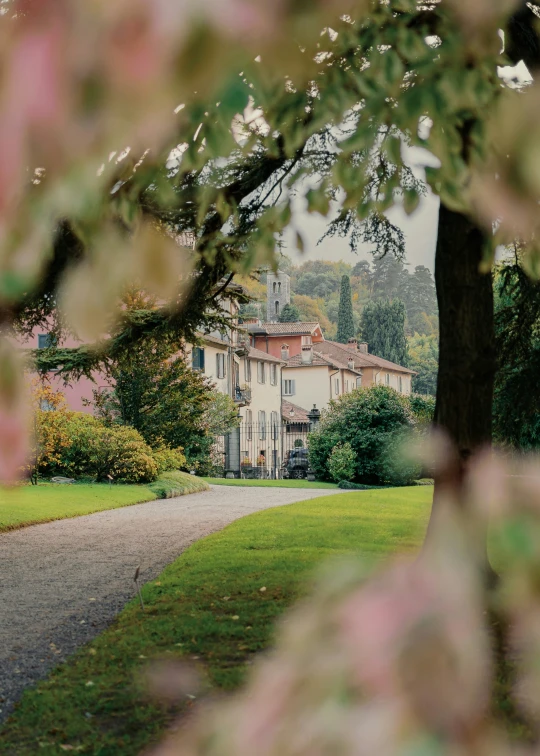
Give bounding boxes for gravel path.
[0,485,340,720]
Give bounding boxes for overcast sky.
[286,188,439,272]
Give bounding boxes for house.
[247,321,324,360]
[186,329,285,477]
[281,342,362,412]
[316,338,415,395]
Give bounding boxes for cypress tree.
[360,299,408,366]
[336,275,355,344]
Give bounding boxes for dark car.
[281,447,309,479]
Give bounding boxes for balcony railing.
[234,385,252,405]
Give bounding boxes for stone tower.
[266,270,291,322]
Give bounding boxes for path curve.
[0,485,340,720]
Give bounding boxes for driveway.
[0,485,340,720]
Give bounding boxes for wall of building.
[186,342,230,395]
[360,366,412,395]
[253,334,303,359]
[237,356,282,467]
[252,333,325,360]
[281,365,331,411]
[362,368,412,396]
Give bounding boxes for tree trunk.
[434,204,495,455]
[426,203,496,571]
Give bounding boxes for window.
[192,347,205,371]
[301,335,312,346]
[399,376,403,392]
[246,409,253,440]
[244,358,252,382]
[270,363,278,385]
[257,361,266,384]
[259,411,266,439]
[275,301,280,317]
[345,380,349,393]
[216,353,226,379]
[38,334,55,349]
[334,379,340,395]
[385,373,390,386]
[283,379,295,396]
[356,376,362,388]
[278,282,281,293]
[273,282,277,293]
[271,411,279,440]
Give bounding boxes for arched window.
[273,282,277,293]
[275,301,280,316]
[278,281,282,293]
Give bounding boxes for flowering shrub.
[151,445,187,475]
[29,385,159,483]
[327,442,356,483]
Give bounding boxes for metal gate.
[216,421,311,479]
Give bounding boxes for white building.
[186,327,286,477]
[281,342,362,412]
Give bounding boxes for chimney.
[348,359,355,371]
[359,342,368,354]
[281,343,290,361]
[347,338,358,351]
[301,345,313,365]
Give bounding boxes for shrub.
[409,394,436,427]
[151,445,187,474]
[35,408,158,483]
[327,442,356,483]
[308,386,418,485]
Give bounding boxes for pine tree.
[279,303,301,322]
[336,275,355,344]
[360,299,408,366]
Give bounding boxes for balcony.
[234,385,252,406]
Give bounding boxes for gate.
[217,420,312,479]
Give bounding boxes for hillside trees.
[336,275,355,343]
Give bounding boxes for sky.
[288,188,440,272]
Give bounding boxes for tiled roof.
[281,400,311,424]
[284,350,361,375]
[199,332,230,349]
[247,321,321,336]
[246,346,285,364]
[320,340,415,375]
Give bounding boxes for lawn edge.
[0,473,209,534]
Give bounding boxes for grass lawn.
[203,476,339,489]
[0,471,209,532]
[0,486,433,756]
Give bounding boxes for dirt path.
[0,485,340,720]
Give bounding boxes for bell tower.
[266,270,291,322]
